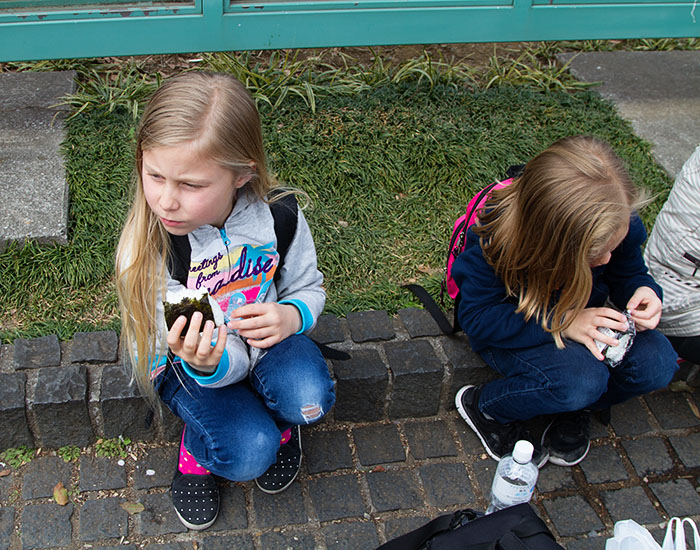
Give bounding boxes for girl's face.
[590,225,628,268]
[142,143,249,235]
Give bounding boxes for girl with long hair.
[454,135,677,467]
[115,72,335,530]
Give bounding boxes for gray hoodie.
[155,188,325,387]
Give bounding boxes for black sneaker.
[542,410,591,466]
[171,470,219,530]
[595,407,612,426]
[255,425,302,494]
[455,385,548,468]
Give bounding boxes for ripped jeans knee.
[300,403,324,423]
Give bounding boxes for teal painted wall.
[1,0,698,62]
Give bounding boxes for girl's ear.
[233,161,257,189]
[234,174,252,189]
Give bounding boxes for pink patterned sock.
[279,428,292,445]
[178,428,210,475]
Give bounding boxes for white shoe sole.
[174,509,218,531]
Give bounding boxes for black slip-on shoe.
[255,425,302,494]
[171,470,219,530]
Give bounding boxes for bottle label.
[491,476,534,505]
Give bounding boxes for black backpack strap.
[505,164,525,179]
[402,283,457,334]
[167,233,192,286]
[268,190,350,361]
[451,293,462,333]
[268,190,299,285]
[463,517,558,550]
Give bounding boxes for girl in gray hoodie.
[115,72,335,530]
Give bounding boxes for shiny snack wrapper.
[595,309,636,368]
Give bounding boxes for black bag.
[377,503,564,550]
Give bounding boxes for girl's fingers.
[592,328,619,349]
[596,317,630,333]
[230,315,267,331]
[597,308,627,323]
[195,320,216,358]
[182,312,203,349]
[232,303,266,318]
[585,340,605,361]
[632,317,653,331]
[246,335,278,349]
[237,326,276,341]
[166,316,188,346]
[214,325,228,354]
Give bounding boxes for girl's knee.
[281,380,336,425]
[548,367,609,412]
[206,429,279,481]
[625,331,679,393]
[628,355,677,394]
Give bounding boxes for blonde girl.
[115,72,335,530]
[454,136,677,467]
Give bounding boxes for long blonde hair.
[115,72,277,404]
[475,135,645,348]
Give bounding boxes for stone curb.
[0,309,497,451]
[3,307,696,452]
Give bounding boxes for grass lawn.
[0,58,674,343]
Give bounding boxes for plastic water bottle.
[486,440,539,514]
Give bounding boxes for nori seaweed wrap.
[164,288,223,334]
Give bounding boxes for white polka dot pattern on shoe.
[171,471,219,530]
[256,426,303,494]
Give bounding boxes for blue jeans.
[477,329,678,424]
[155,334,336,481]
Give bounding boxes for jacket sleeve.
[275,207,326,333]
[158,273,251,388]
[603,215,663,309]
[453,229,554,350]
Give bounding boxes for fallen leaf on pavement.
[669,380,692,393]
[53,482,69,506]
[688,399,700,420]
[120,501,145,514]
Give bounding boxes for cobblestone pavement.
[2,310,700,549]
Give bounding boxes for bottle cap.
[512,440,534,464]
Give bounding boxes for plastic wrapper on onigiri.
[595,309,636,368]
[164,288,225,334]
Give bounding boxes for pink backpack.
[405,173,516,333]
[444,177,513,299]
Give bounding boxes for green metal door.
[1,0,698,62]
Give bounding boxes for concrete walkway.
[1,51,700,549]
[2,313,700,550]
[0,71,74,253]
[560,50,700,178]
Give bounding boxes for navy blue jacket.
[452,215,662,352]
